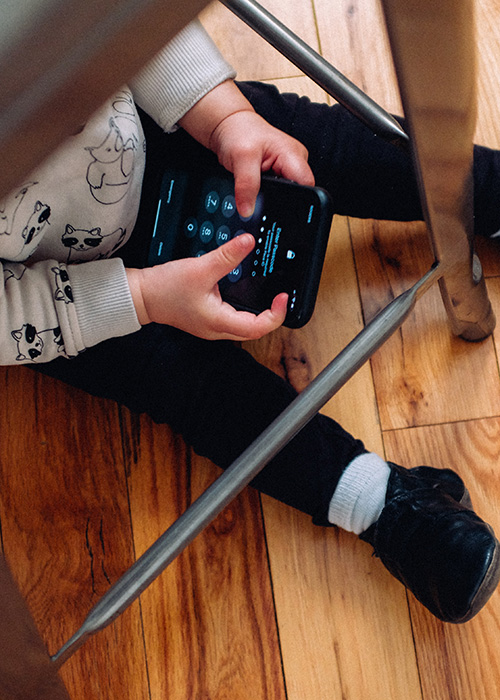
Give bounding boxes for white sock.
[327,453,391,534]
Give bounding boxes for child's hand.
[210,109,315,218]
[126,234,288,341]
[178,80,315,217]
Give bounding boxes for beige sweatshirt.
[0,19,235,364]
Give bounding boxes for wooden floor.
[2,0,500,698]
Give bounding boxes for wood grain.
[200,0,320,82]
[2,1,500,700]
[0,368,149,698]
[313,0,402,113]
[351,216,500,429]
[247,213,422,700]
[121,410,286,700]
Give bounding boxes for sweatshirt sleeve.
[0,257,140,365]
[129,19,236,132]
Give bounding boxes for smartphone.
[147,162,333,328]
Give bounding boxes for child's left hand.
[178,80,315,218]
[209,109,315,218]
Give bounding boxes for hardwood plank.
[247,216,422,699]
[0,367,149,698]
[314,0,500,145]
[475,0,500,147]
[260,502,422,700]
[200,0,320,82]
[121,411,286,700]
[350,217,500,429]
[383,419,500,700]
[313,0,402,113]
[315,0,500,430]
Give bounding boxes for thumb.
[202,233,255,281]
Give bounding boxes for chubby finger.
[232,153,262,219]
[212,292,289,341]
[252,292,289,335]
[281,153,315,188]
[201,233,255,282]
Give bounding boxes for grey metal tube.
[220,0,409,148]
[51,264,439,669]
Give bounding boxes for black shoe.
[360,463,500,623]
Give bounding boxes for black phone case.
[147,161,333,328]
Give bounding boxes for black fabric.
[35,323,365,524]
[32,80,500,524]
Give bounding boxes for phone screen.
[147,165,332,327]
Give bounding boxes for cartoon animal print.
[106,226,127,256]
[52,266,73,304]
[112,91,136,123]
[61,225,126,262]
[0,182,38,236]
[86,117,138,205]
[3,265,26,283]
[11,323,63,362]
[62,225,103,261]
[21,201,51,246]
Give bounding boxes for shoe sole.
[459,485,473,510]
[456,526,500,623]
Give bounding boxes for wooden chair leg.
[381,0,495,340]
[0,556,70,700]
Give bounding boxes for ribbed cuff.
[68,259,141,349]
[130,19,236,132]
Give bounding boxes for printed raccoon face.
[22,201,51,245]
[11,323,44,361]
[52,266,74,304]
[62,225,103,252]
[11,323,63,362]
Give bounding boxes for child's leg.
[238,81,500,238]
[34,324,365,524]
[34,323,500,623]
[33,89,500,623]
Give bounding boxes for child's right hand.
[126,233,288,341]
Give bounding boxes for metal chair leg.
[221,0,409,148]
[52,265,440,668]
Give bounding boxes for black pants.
[34,81,500,525]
